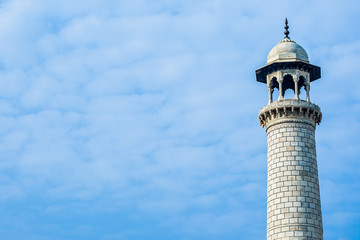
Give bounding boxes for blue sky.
[0,0,359,239]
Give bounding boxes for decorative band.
[266,118,315,133]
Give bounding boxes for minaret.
[256,19,324,240]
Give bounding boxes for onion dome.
[267,38,309,64]
[255,18,321,84]
[266,18,309,64]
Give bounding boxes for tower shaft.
[256,19,324,239]
[259,100,323,240]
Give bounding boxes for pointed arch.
[268,77,279,102]
[269,77,279,90]
[282,74,295,98]
[298,76,306,100]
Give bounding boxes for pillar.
[278,78,284,100]
[306,81,310,102]
[294,74,299,100]
[259,102,323,240]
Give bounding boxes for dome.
[267,38,309,64]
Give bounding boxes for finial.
[284,18,290,39]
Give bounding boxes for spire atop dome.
[284,18,290,39]
[255,19,321,84]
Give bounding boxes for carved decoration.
[258,99,322,128]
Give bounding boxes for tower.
[256,19,323,239]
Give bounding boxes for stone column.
[294,75,299,100]
[268,86,274,104]
[259,100,323,240]
[278,78,284,100]
[306,81,310,102]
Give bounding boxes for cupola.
[255,18,321,104]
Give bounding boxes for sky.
[0,0,359,239]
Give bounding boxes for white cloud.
[0,0,358,239]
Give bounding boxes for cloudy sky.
[0,0,359,239]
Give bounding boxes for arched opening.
[269,77,279,101]
[282,74,295,99]
[298,76,306,100]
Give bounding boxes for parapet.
[258,99,322,129]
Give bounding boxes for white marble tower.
[256,19,323,240]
